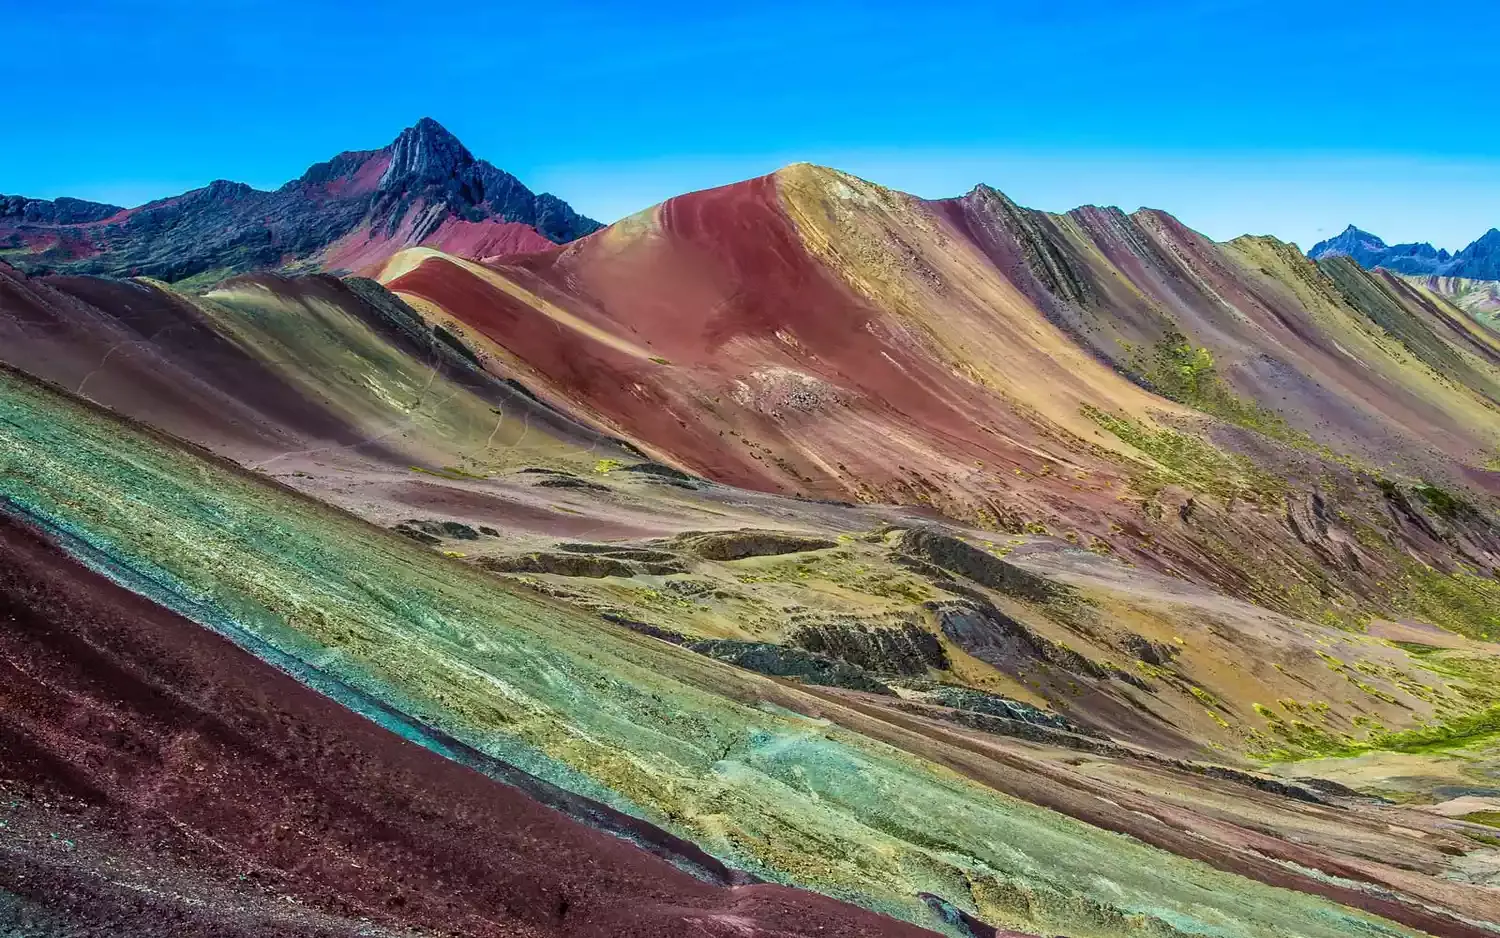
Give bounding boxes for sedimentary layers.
[3,360,1474,938]
[381,165,1500,635]
[5,155,1500,937]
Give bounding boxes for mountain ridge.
[5,135,1500,938]
[0,117,601,282]
[1309,222,1500,278]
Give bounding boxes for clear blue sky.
[6,0,1500,251]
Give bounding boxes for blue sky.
[6,0,1499,251]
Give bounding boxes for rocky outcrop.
[1,194,122,225]
[369,118,598,245]
[615,462,704,487]
[788,620,948,676]
[1116,632,1179,667]
[898,682,1093,735]
[930,599,1142,688]
[896,529,1063,603]
[668,530,837,561]
[599,611,689,645]
[556,543,682,563]
[392,519,484,543]
[686,639,894,694]
[479,545,686,578]
[479,553,638,578]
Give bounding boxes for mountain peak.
[0,117,600,280]
[1309,224,1500,279]
[379,117,476,189]
[1308,225,1388,261]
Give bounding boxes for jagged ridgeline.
[0,118,600,282]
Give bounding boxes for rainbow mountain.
[3,122,1500,938]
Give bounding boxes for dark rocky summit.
[0,117,600,283]
[364,117,598,245]
[0,194,122,225]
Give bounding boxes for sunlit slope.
[198,273,628,472]
[380,168,1186,517]
[0,510,951,938]
[0,261,626,474]
[773,164,1185,442]
[942,186,1500,483]
[0,363,1439,938]
[377,168,1500,637]
[0,261,371,461]
[1405,274,1500,333]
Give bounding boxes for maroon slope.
[0,511,952,938]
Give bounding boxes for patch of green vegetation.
[1395,565,1500,641]
[1248,716,1360,762]
[632,587,695,611]
[1128,331,1309,444]
[408,465,488,481]
[1134,659,1172,682]
[593,458,625,474]
[1461,810,1500,828]
[1258,701,1500,763]
[734,552,933,604]
[1080,405,1287,504]
[1249,650,1500,761]
[1187,686,1220,708]
[170,266,238,293]
[1407,649,1500,701]
[1350,679,1399,704]
[1411,482,1477,521]
[649,356,672,365]
[1365,704,1500,755]
[1390,640,1442,656]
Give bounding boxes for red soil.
[426,216,555,259]
[321,212,558,275]
[387,175,1061,503]
[0,510,948,938]
[319,153,392,199]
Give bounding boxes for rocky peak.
[379,117,476,190]
[0,117,602,280]
[203,180,255,200]
[1311,224,1500,279]
[1469,227,1500,249]
[1,194,124,225]
[1308,225,1387,259]
[1453,228,1500,277]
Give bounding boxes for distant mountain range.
[0,118,600,282]
[1308,223,1500,279]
